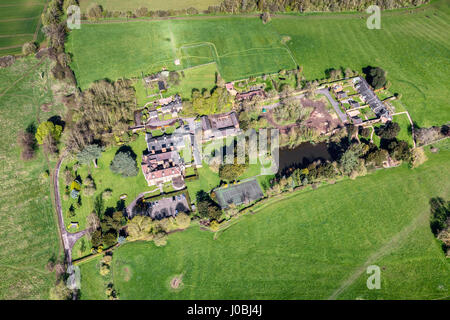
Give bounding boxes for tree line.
[84,0,429,21]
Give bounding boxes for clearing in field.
[78,140,450,299]
[67,18,297,89]
[0,0,46,56]
[79,0,221,12]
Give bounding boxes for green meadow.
[78,140,450,299]
[0,57,63,299]
[0,0,45,56]
[67,1,450,127]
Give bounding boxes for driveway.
[316,88,348,123]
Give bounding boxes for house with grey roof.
[354,77,392,121]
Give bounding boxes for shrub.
[22,42,38,56]
[210,220,220,231]
[100,264,110,276]
[102,189,113,199]
[410,147,427,168]
[35,121,62,145]
[153,233,167,247]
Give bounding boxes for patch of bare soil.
[302,98,342,134]
[262,111,297,134]
[170,274,183,290]
[41,103,52,112]
[262,97,341,135]
[123,267,131,282]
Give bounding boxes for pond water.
[277,142,333,174]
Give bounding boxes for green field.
[0,0,46,56]
[68,1,449,127]
[0,57,63,299]
[79,0,221,12]
[78,140,450,299]
[66,17,297,89]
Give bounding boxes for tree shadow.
[116,199,125,212]
[48,115,66,130]
[116,145,136,160]
[25,122,36,135]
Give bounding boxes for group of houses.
[330,76,392,126]
[145,95,183,124]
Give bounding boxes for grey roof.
[355,77,391,120]
[160,95,182,113]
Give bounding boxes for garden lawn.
[271,0,450,127]
[78,255,107,300]
[0,57,64,299]
[392,113,414,147]
[59,133,152,232]
[72,235,92,260]
[78,140,450,299]
[185,162,220,201]
[133,63,218,107]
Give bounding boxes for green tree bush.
[35,121,62,145]
[110,151,138,177]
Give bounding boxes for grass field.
[67,1,449,127]
[0,0,46,56]
[0,56,63,299]
[77,139,449,299]
[79,0,221,13]
[66,17,297,89]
